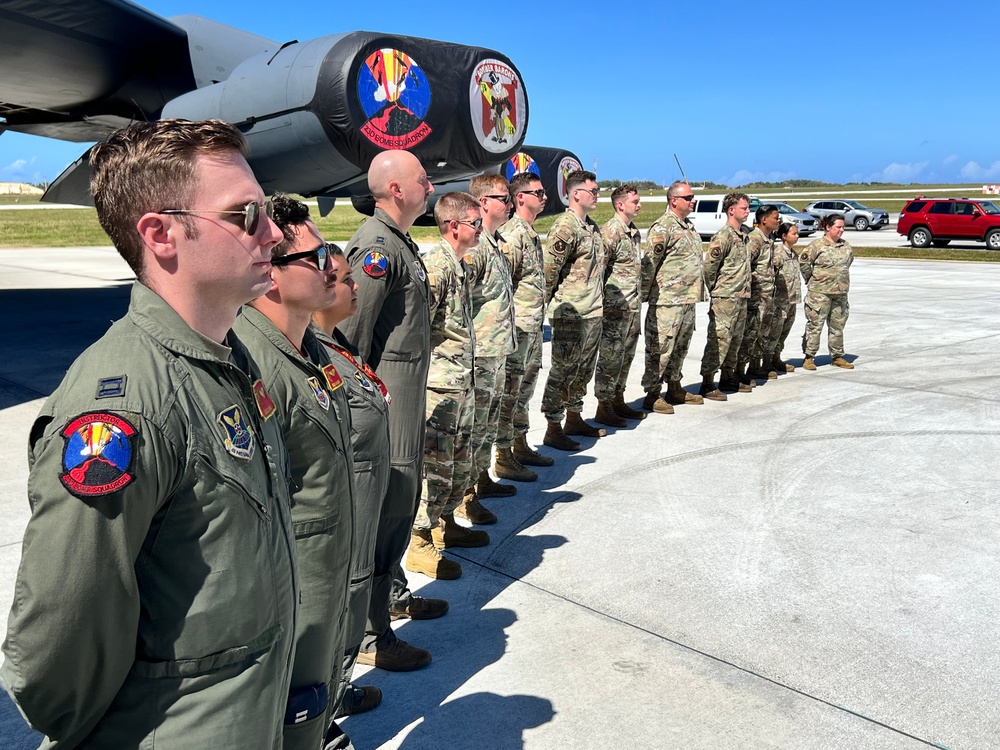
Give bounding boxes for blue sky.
[2,0,998,187]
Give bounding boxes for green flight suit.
[2,283,298,749]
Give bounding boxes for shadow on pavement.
[397,693,555,750]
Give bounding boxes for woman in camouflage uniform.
[772,222,802,371]
[800,214,855,370]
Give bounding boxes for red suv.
[897,197,1000,250]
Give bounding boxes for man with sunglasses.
[339,150,443,673]
[640,180,707,413]
[455,174,521,530]
[234,194,358,750]
[2,120,298,747]
[541,170,607,450]
[495,172,553,475]
[594,184,645,428]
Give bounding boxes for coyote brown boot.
[406,529,462,580]
[803,356,817,370]
[432,513,490,548]
[665,380,704,405]
[699,377,728,402]
[773,350,794,372]
[735,363,754,392]
[831,356,855,369]
[642,391,674,414]
[477,468,516,497]
[494,446,537,482]
[611,392,646,419]
[543,420,581,451]
[513,435,555,466]
[455,490,497,525]
[564,411,606,438]
[595,400,628,427]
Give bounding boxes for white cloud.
[959,160,1000,180]
[942,154,958,166]
[868,162,928,182]
[1,156,36,181]
[719,169,796,186]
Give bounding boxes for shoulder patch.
[60,412,137,497]
[710,246,722,259]
[306,376,330,411]
[363,251,388,278]
[218,405,256,460]
[252,380,276,421]
[322,364,345,392]
[95,375,127,399]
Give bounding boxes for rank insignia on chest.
[59,412,137,498]
[322,364,345,392]
[252,380,276,420]
[218,405,255,460]
[364,251,388,278]
[414,260,427,282]
[307,376,330,410]
[354,370,375,392]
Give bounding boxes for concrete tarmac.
[0,248,997,749]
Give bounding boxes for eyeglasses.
[455,218,483,229]
[674,194,695,202]
[519,189,547,199]
[484,194,512,205]
[160,199,274,236]
[270,242,328,271]
[574,187,600,197]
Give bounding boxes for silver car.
[750,199,818,237]
[803,199,890,231]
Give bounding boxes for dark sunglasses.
[519,189,547,199]
[270,242,329,271]
[161,199,275,236]
[574,187,600,197]
[455,218,483,229]
[484,193,512,205]
[674,194,696,202]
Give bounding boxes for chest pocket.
[288,403,349,537]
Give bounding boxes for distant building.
[0,182,43,195]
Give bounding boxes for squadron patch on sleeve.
[59,412,137,498]
[653,243,665,256]
[322,364,345,392]
[307,376,330,411]
[363,251,388,278]
[710,246,722,260]
[95,375,127,399]
[218,405,256,460]
[252,380,276,421]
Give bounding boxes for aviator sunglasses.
[160,199,275,236]
[270,242,337,271]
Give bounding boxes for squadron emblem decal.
[364,251,388,279]
[218,405,256,461]
[307,376,330,411]
[556,156,583,207]
[504,152,540,181]
[357,48,432,150]
[470,59,525,153]
[59,412,136,497]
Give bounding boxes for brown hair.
[508,171,542,198]
[434,192,480,232]
[565,170,597,194]
[723,191,750,214]
[469,173,508,199]
[610,184,638,209]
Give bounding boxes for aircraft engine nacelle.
[161,31,529,196]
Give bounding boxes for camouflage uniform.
[800,235,853,358]
[640,210,705,391]
[415,238,476,531]
[466,229,517,484]
[773,243,803,357]
[738,227,782,365]
[594,214,642,400]
[700,225,751,376]
[541,210,605,422]
[496,215,545,448]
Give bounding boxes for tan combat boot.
[665,380,704,405]
[494,446,537,482]
[803,356,817,371]
[564,411,606,438]
[642,390,674,414]
[543,420,581,452]
[594,400,628,427]
[406,529,462,579]
[773,349,794,372]
[736,362,755,392]
[699,376,728,402]
[611,392,646,419]
[513,435,555,466]
[477,468,516,498]
[831,356,855,369]
[432,513,490,548]
[455,490,497,524]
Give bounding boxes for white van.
[689,194,736,239]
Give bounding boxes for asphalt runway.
[0,248,997,749]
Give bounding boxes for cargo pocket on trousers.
[131,622,283,679]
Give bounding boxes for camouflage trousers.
[542,316,602,422]
[803,291,849,358]
[701,297,748,377]
[641,303,696,392]
[414,388,474,531]
[738,290,777,364]
[594,308,640,401]
[775,300,797,356]
[496,326,543,449]
[469,355,506,489]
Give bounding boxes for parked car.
[689,194,740,239]
[897,198,1000,250]
[803,199,890,231]
[748,198,818,236]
